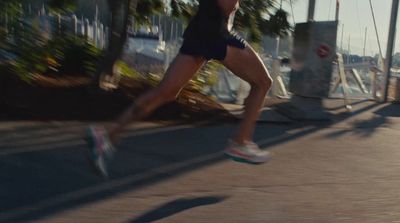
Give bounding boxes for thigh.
[158,53,207,90]
[220,45,271,85]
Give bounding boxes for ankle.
[231,138,251,145]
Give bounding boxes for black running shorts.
[179,32,246,61]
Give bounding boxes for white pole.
[93,20,98,46]
[71,14,78,36]
[57,13,61,35]
[95,4,98,22]
[369,0,384,59]
[271,37,281,97]
[99,23,104,48]
[340,24,344,52]
[363,27,367,58]
[347,35,351,64]
[84,18,90,38]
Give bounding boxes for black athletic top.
[183,0,233,42]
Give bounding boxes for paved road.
[1,101,400,222]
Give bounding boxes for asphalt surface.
[1,100,400,223]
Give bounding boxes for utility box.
[289,21,338,98]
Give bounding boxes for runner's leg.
[221,44,272,144]
[107,54,206,144]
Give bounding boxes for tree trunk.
[92,0,138,89]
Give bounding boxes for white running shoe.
[86,125,115,178]
[224,140,270,164]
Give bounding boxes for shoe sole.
[86,147,109,178]
[224,153,269,165]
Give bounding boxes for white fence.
[0,6,109,49]
[40,12,108,49]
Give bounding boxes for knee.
[264,75,273,90]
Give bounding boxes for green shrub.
[115,60,141,79]
[188,60,220,93]
[3,25,102,81]
[4,23,48,82]
[46,35,102,76]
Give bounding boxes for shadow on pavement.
[130,196,228,223]
[0,123,240,223]
[324,103,400,139]
[374,103,400,117]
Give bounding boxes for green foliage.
[235,1,292,41]
[46,35,102,76]
[188,61,221,93]
[2,0,292,91]
[0,1,22,13]
[170,0,197,22]
[0,4,50,81]
[115,60,141,79]
[5,21,48,82]
[47,0,78,13]
[0,1,24,35]
[2,17,102,81]
[261,9,292,37]
[134,0,164,25]
[0,29,7,49]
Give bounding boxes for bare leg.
[107,54,206,144]
[221,45,272,144]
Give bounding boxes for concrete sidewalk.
[1,100,400,222]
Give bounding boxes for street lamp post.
[335,0,340,21]
[308,0,316,21]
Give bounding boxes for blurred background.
[0,0,399,120]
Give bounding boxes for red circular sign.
[317,44,331,58]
